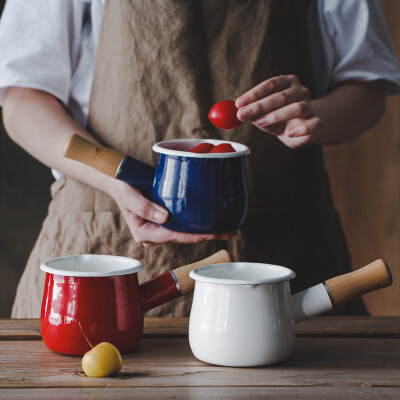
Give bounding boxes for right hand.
[235,75,321,149]
[109,180,235,247]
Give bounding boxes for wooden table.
[1,317,399,399]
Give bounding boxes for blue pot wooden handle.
[63,134,155,192]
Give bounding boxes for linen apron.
[12,0,366,318]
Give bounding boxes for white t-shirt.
[0,0,399,127]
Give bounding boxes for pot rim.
[152,138,251,158]
[40,254,143,277]
[189,262,296,285]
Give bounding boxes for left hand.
[235,75,321,149]
[110,180,235,247]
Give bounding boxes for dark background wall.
[0,0,53,317]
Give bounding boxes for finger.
[156,228,234,244]
[131,217,236,245]
[254,101,313,128]
[252,121,286,136]
[128,189,169,224]
[168,229,237,242]
[124,213,171,244]
[278,134,314,150]
[138,227,209,245]
[235,76,292,110]
[237,86,310,122]
[288,117,322,137]
[143,233,234,246]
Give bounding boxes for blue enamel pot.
[151,139,250,233]
[64,135,250,234]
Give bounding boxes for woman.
[1,0,399,317]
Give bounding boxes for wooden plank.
[143,317,188,337]
[0,319,41,340]
[0,318,189,341]
[1,387,400,400]
[0,318,190,341]
[148,316,400,338]
[1,317,400,341]
[0,338,399,388]
[295,316,400,338]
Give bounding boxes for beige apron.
[12,0,366,318]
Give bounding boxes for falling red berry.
[208,100,241,130]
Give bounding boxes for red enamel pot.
[40,250,230,355]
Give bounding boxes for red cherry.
[209,143,236,153]
[208,100,241,130]
[190,143,215,153]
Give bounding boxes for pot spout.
[139,250,232,312]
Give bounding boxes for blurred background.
[324,1,400,315]
[0,0,399,317]
[0,0,54,317]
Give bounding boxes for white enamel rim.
[189,262,296,285]
[40,254,143,277]
[152,138,251,158]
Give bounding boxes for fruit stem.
[78,321,93,349]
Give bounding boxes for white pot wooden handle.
[324,259,392,307]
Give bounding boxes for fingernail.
[237,107,249,120]
[288,128,296,137]
[154,210,168,223]
[235,98,246,108]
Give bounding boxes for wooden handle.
[63,134,125,178]
[172,250,232,295]
[324,259,392,308]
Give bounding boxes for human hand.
[109,180,234,247]
[235,75,321,149]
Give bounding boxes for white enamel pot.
[188,259,392,367]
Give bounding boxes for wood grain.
[1,318,399,398]
[296,316,400,338]
[2,387,400,400]
[2,317,400,340]
[324,0,400,315]
[325,259,393,307]
[63,134,124,178]
[0,338,399,388]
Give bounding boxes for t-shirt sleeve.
[321,0,400,95]
[0,0,77,106]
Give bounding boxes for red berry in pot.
[190,143,215,153]
[208,100,241,130]
[209,143,236,153]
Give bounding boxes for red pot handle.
[140,250,231,311]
